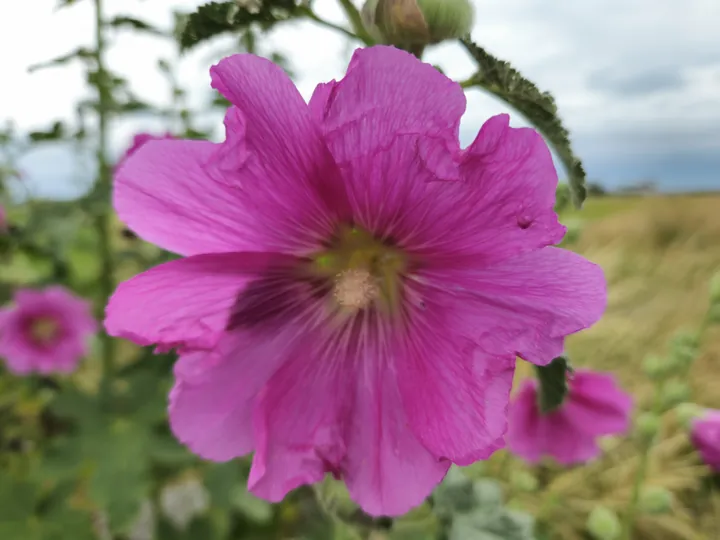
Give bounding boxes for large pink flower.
[105,46,606,515]
[0,286,97,375]
[506,370,632,465]
[691,410,720,471]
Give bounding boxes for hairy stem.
[300,6,360,41]
[93,0,116,402]
[335,0,375,45]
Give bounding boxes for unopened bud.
[587,506,621,540]
[636,412,661,442]
[660,380,690,410]
[668,332,699,370]
[509,470,538,493]
[674,402,704,428]
[642,354,672,381]
[639,485,673,514]
[362,0,474,49]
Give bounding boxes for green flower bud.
[635,412,661,442]
[509,470,538,493]
[362,0,474,49]
[587,506,621,540]
[674,402,704,428]
[642,354,673,381]
[639,485,673,514]
[667,332,699,370]
[709,272,720,305]
[660,380,690,410]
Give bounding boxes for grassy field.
[491,193,720,540]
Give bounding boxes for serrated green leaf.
[107,15,166,36]
[460,38,587,208]
[534,356,570,413]
[27,48,95,73]
[179,1,298,51]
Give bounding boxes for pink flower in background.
[506,370,632,465]
[691,410,720,471]
[105,46,606,515]
[0,287,97,375]
[0,204,6,233]
[116,132,174,171]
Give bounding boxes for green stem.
[93,0,116,402]
[300,6,360,41]
[335,0,375,45]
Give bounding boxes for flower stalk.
[93,0,117,401]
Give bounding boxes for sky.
[1,0,719,200]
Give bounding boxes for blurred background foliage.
[1,1,719,539]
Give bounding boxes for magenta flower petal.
[114,139,263,255]
[428,247,606,366]
[691,410,720,471]
[105,252,298,351]
[0,286,96,375]
[116,132,174,172]
[210,53,352,225]
[506,370,632,465]
[314,46,465,171]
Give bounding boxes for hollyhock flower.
[690,409,720,471]
[116,132,174,171]
[0,287,96,375]
[105,46,606,515]
[506,370,632,464]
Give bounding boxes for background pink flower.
[106,46,607,515]
[691,410,720,471]
[0,286,97,375]
[506,369,632,464]
[0,203,6,233]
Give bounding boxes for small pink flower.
[116,132,174,172]
[691,410,720,471]
[0,287,97,375]
[506,369,632,465]
[0,204,6,233]
[105,46,607,515]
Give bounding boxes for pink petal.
[505,381,544,463]
[539,411,601,464]
[168,327,297,461]
[248,327,348,502]
[308,81,337,123]
[452,114,567,264]
[428,247,606,366]
[396,310,515,465]
[692,412,720,471]
[343,355,451,516]
[563,370,633,436]
[210,54,352,229]
[316,46,465,169]
[105,252,298,350]
[114,139,263,255]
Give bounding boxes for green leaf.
[107,15,166,36]
[432,466,476,515]
[27,48,95,73]
[232,488,274,523]
[27,121,66,142]
[204,461,245,510]
[450,506,535,540]
[460,38,587,208]
[534,355,571,413]
[179,1,299,51]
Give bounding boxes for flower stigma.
[310,225,407,313]
[29,316,60,345]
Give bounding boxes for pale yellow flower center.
[30,316,60,345]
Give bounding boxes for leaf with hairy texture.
[179,1,299,51]
[534,355,571,413]
[460,37,587,208]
